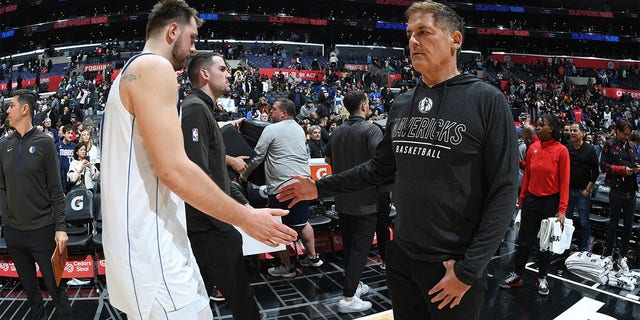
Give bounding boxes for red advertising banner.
[388,73,402,86]
[492,52,640,70]
[596,86,640,100]
[0,254,94,279]
[97,253,106,275]
[344,64,368,71]
[0,75,63,91]
[0,255,22,277]
[83,63,110,73]
[258,68,325,82]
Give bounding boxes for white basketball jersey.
[100,53,206,319]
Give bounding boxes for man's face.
[406,11,457,76]
[310,128,321,141]
[170,17,198,71]
[6,96,26,127]
[206,56,231,97]
[616,127,631,143]
[270,102,286,123]
[569,124,584,144]
[63,130,73,143]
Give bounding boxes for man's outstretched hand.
[277,175,318,208]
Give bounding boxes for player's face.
[171,17,198,71]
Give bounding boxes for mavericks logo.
[418,97,433,114]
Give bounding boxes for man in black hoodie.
[181,52,260,320]
[277,1,518,319]
[0,89,71,319]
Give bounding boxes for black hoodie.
[316,74,518,284]
[0,127,66,232]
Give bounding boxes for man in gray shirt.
[242,98,323,277]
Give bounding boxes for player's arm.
[122,56,296,245]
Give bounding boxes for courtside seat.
[590,213,610,224]
[64,189,95,251]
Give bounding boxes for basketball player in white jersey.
[100,1,297,319]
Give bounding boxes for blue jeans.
[566,187,592,251]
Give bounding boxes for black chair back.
[65,188,95,224]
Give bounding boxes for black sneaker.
[499,272,524,289]
[299,254,323,267]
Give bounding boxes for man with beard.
[180,52,259,319]
[100,1,296,319]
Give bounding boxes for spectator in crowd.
[501,114,570,296]
[0,89,72,319]
[41,117,59,143]
[56,124,75,193]
[242,99,323,278]
[565,121,599,251]
[79,130,100,170]
[100,1,296,319]
[181,52,260,320]
[307,125,326,158]
[66,143,99,192]
[600,118,640,271]
[298,98,317,119]
[324,91,383,313]
[278,2,518,318]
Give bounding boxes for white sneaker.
[268,264,296,278]
[354,282,370,297]
[338,296,372,313]
[619,257,630,272]
[67,278,90,286]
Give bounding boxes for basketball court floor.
[1,228,639,319]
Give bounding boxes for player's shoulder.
[123,54,174,80]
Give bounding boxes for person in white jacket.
[67,143,99,191]
[79,130,100,169]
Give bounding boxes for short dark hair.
[63,124,74,134]
[12,89,37,116]
[343,91,368,114]
[275,98,295,116]
[568,120,585,133]
[146,0,203,40]
[187,52,224,86]
[616,118,633,133]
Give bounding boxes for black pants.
[375,192,392,261]
[606,190,636,257]
[188,227,260,320]
[4,224,72,320]
[514,192,559,277]
[339,212,377,297]
[385,240,486,320]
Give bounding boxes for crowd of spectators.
[1,46,640,193]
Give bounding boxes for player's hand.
[428,260,471,309]
[277,175,318,208]
[240,208,297,247]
